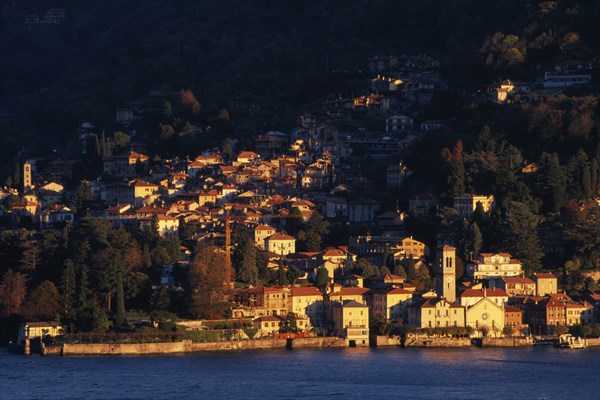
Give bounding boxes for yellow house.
[266,232,296,256]
[326,286,369,322]
[156,214,179,237]
[465,297,505,337]
[532,272,558,296]
[290,287,325,327]
[332,300,369,346]
[131,179,160,207]
[254,224,277,250]
[371,287,413,322]
[408,298,465,329]
[454,194,494,217]
[565,301,594,326]
[467,253,523,280]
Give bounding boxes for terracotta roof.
[501,277,535,284]
[331,287,369,296]
[460,288,508,298]
[254,315,282,322]
[268,232,295,241]
[341,300,367,308]
[291,287,322,297]
[238,151,260,159]
[132,179,158,187]
[322,249,346,257]
[255,224,276,231]
[533,272,557,279]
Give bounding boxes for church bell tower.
[436,245,456,302]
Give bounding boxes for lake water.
[1,346,599,400]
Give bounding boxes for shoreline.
[9,335,599,356]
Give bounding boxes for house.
[386,162,409,189]
[290,287,325,327]
[39,205,75,228]
[332,300,369,346]
[325,197,348,219]
[465,297,505,336]
[392,237,426,259]
[542,60,592,88]
[371,287,413,322]
[531,272,558,296]
[409,193,437,215]
[266,232,296,256]
[11,201,39,223]
[103,151,149,177]
[253,315,283,336]
[491,276,536,297]
[326,286,369,322]
[236,151,261,164]
[494,79,516,103]
[254,224,277,250]
[420,121,445,132]
[155,214,179,237]
[467,253,523,281]
[454,194,494,217]
[385,115,413,132]
[348,198,381,223]
[233,286,290,318]
[504,306,524,331]
[407,297,465,329]
[459,288,508,308]
[17,322,63,344]
[131,179,160,206]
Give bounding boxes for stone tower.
[436,245,456,302]
[23,160,32,191]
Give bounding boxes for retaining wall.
[60,337,346,356]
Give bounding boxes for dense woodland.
[1,1,600,338]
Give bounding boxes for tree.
[280,312,298,333]
[188,244,228,319]
[504,201,543,273]
[113,131,131,152]
[0,269,28,317]
[19,241,40,274]
[285,207,304,236]
[315,267,329,287]
[115,262,126,327]
[238,241,258,286]
[277,259,287,286]
[222,138,234,161]
[502,325,514,337]
[287,266,303,286]
[393,264,407,279]
[591,158,598,195]
[22,281,61,321]
[149,288,172,324]
[74,181,93,215]
[180,89,201,115]
[582,165,592,199]
[60,259,76,320]
[536,152,566,214]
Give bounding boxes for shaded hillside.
[1,0,599,178]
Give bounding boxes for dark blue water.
[1,347,599,400]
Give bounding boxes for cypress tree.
[115,267,126,327]
[591,158,598,195]
[61,259,77,320]
[582,165,592,199]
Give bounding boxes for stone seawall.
[60,337,346,356]
[405,335,471,347]
[482,337,532,347]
